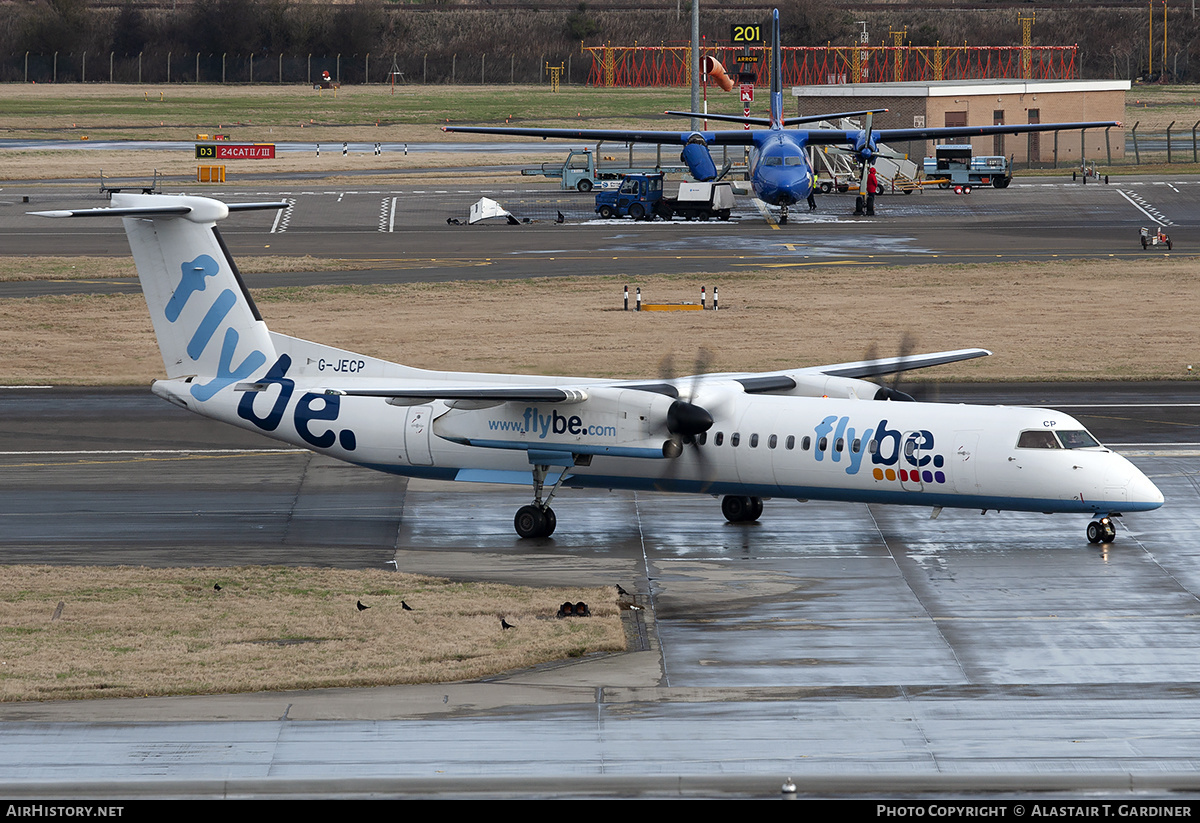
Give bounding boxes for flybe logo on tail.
[167,254,267,401]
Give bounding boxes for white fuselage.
[153,363,1163,517]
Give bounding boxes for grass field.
[0,566,625,702]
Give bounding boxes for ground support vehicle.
[1141,226,1172,250]
[524,148,690,193]
[594,174,735,221]
[923,145,1013,190]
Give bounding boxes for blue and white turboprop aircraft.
[445,8,1120,223]
[34,194,1162,542]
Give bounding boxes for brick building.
[792,79,1128,166]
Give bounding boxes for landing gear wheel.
[515,505,555,538]
[722,495,762,523]
[598,205,614,219]
[748,497,763,521]
[577,179,593,193]
[1087,519,1117,544]
[628,203,646,221]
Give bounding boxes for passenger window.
[818,436,828,452]
[852,438,861,453]
[731,433,741,447]
[785,435,795,450]
[715,432,724,446]
[750,434,759,448]
[802,436,811,451]
[835,438,844,453]
[697,431,707,445]
[768,434,777,449]
[1017,430,1061,449]
[868,439,878,454]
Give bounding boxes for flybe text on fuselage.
[808,414,946,484]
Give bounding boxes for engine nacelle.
[433,387,680,459]
[681,135,718,181]
[787,373,904,401]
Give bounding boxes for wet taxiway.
[1,385,1199,796]
[0,175,1194,297]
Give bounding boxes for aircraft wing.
[319,386,591,403]
[443,125,759,146]
[807,348,992,379]
[805,121,1120,146]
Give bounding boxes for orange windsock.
[703,56,735,92]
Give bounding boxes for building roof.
[792,79,1131,98]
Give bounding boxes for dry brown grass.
[3,259,1198,385]
[0,565,624,702]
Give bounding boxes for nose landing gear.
[1086,516,1117,544]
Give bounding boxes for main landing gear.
[1086,516,1118,544]
[779,205,788,225]
[722,495,764,523]
[513,463,566,538]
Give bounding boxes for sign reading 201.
[731,23,762,43]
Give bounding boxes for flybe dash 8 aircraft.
[33,195,1162,541]
[444,9,1121,223]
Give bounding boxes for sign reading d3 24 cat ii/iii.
[195,144,276,160]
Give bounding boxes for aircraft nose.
[1127,467,1165,510]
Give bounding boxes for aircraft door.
[951,431,980,495]
[404,405,435,466]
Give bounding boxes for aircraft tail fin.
[770,8,783,128]
[33,194,285,401]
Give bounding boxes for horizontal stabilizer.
[31,201,287,222]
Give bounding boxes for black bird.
[616,585,629,596]
[357,600,370,611]
[556,210,565,224]
[213,583,222,592]
[500,618,514,630]
[401,600,414,611]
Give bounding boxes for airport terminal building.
[792,79,1129,166]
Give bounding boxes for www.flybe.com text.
[488,408,617,439]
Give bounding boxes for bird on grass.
[357,600,370,611]
[500,618,514,630]
[402,601,414,611]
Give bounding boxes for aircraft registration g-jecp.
[32,195,1161,543]
[443,8,1121,223]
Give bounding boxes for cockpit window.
[1057,429,1101,449]
[1017,430,1061,449]
[784,156,803,166]
[762,156,783,166]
